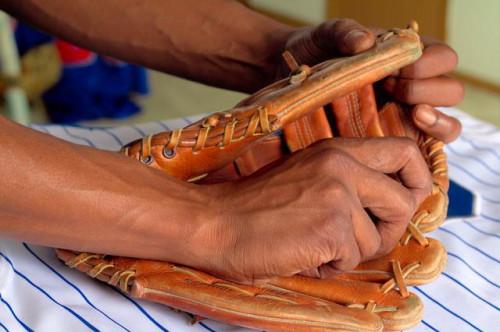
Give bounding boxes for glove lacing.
[349,135,448,312]
[121,107,272,165]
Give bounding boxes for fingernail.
[344,29,368,45]
[415,106,437,126]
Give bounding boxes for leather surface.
[122,27,422,182]
[283,108,333,152]
[56,249,383,332]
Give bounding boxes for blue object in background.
[14,22,53,56]
[447,180,475,218]
[14,22,149,124]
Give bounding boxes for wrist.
[140,182,229,269]
[178,182,244,275]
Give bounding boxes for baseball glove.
[56,23,448,331]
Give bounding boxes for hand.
[275,19,463,143]
[199,137,432,282]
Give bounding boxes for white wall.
[247,0,326,24]
[447,0,500,84]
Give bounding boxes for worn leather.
[56,249,384,332]
[121,27,422,182]
[56,26,449,331]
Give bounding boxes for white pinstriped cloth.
[0,108,498,332]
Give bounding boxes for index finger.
[315,138,433,205]
[397,43,459,79]
[353,162,417,255]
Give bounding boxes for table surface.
[0,108,498,332]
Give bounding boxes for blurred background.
[0,0,498,127]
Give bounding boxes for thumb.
[412,104,462,143]
[313,19,376,55]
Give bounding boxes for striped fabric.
[0,108,498,332]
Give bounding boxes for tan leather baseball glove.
[56,24,448,331]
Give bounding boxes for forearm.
[0,0,292,92]
[0,117,215,265]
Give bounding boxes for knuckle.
[389,137,421,163]
[401,138,421,159]
[362,234,382,259]
[390,136,421,159]
[323,181,350,201]
[399,191,417,219]
[323,149,356,171]
[315,149,347,172]
[335,247,360,271]
[386,189,416,222]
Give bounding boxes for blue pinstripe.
[447,145,500,176]
[28,122,196,331]
[463,221,500,238]
[0,294,33,332]
[414,287,481,331]
[447,252,498,289]
[185,314,217,332]
[62,127,96,147]
[111,289,169,332]
[101,128,126,146]
[131,125,147,137]
[199,322,216,332]
[0,253,98,331]
[447,160,500,187]
[442,272,499,311]
[480,213,500,223]
[421,319,439,332]
[23,244,130,331]
[32,125,50,134]
[0,321,8,332]
[459,136,500,160]
[482,196,500,204]
[156,121,171,131]
[437,228,500,263]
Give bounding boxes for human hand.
[275,19,463,143]
[198,137,432,282]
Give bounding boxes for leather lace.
[350,135,448,312]
[122,107,273,164]
[422,136,447,176]
[67,252,136,293]
[66,252,402,314]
